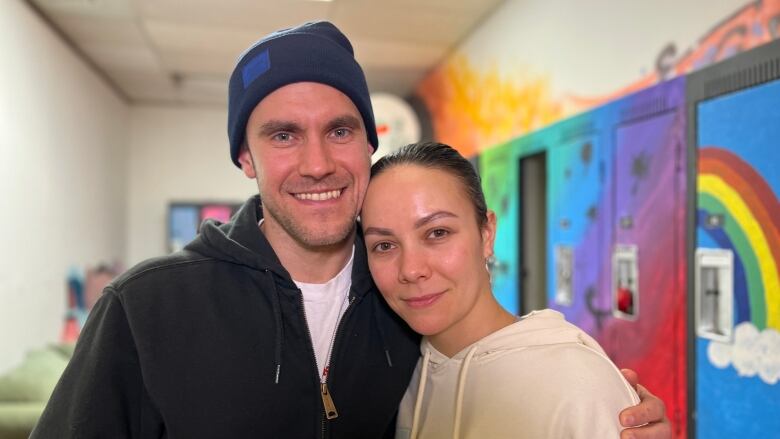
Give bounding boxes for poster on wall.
[62,262,122,343]
[168,202,242,253]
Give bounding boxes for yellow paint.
[700,174,780,330]
[416,54,563,156]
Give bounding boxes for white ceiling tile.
[331,0,493,45]
[364,66,428,96]
[142,19,260,56]
[335,0,504,15]
[80,42,162,73]
[355,39,446,69]
[26,0,507,106]
[31,0,135,18]
[46,14,146,45]
[110,70,179,102]
[157,49,236,77]
[175,76,228,106]
[136,0,333,30]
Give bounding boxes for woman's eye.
[373,242,394,252]
[429,229,449,239]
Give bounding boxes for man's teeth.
[295,190,341,201]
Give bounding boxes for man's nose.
[298,137,336,178]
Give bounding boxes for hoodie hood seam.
[112,257,218,290]
[186,196,292,277]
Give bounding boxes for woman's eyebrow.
[363,211,457,236]
[414,211,456,229]
[363,226,393,237]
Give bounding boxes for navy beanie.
[227,21,377,167]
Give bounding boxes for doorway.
[519,152,548,314]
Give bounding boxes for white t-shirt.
[293,246,354,379]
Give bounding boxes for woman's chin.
[406,318,445,337]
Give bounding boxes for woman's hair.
[371,142,488,228]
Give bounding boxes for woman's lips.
[403,292,445,309]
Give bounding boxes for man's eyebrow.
[325,115,362,132]
[258,120,302,136]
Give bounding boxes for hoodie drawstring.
[409,348,431,439]
[453,345,478,439]
[372,298,394,367]
[410,345,478,439]
[264,269,284,384]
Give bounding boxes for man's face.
[238,82,373,249]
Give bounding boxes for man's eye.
[273,132,291,142]
[333,128,351,138]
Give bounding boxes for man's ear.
[238,144,257,179]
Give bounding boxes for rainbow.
[698,147,780,331]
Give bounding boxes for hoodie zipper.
[322,294,356,438]
[298,289,357,439]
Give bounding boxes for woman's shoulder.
[480,310,639,403]
[480,309,607,355]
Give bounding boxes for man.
[33,21,669,438]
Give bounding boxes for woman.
[361,142,641,438]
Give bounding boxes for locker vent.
[704,56,780,97]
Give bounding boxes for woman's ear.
[482,209,497,259]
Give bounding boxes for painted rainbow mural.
[698,147,780,331]
[694,73,780,438]
[475,40,780,437]
[480,78,689,437]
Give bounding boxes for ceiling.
[27,0,506,107]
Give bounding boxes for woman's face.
[361,164,496,340]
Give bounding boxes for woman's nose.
[398,249,431,283]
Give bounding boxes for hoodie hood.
[184,195,376,297]
[182,195,380,385]
[185,195,291,281]
[421,309,605,364]
[407,309,609,439]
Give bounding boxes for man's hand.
[619,369,672,439]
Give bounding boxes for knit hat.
[227,21,377,167]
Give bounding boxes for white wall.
[460,0,746,97]
[125,106,257,266]
[0,1,129,373]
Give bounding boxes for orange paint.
[417,0,780,152]
[417,55,562,156]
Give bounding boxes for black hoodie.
[32,196,420,439]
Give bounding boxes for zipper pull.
[321,382,339,419]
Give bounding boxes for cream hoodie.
[396,309,639,439]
